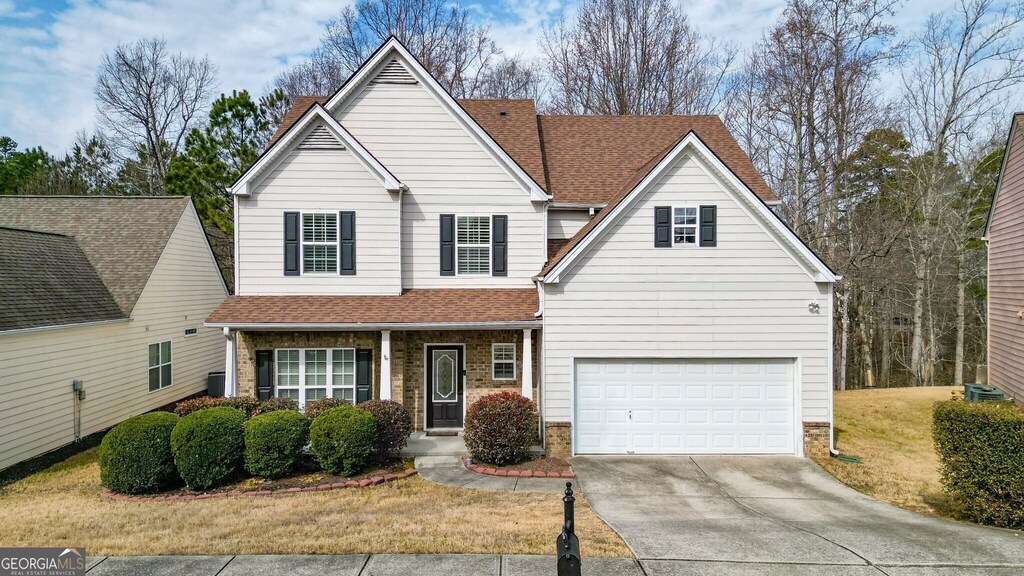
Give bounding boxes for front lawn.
[813,386,956,517]
[0,448,629,557]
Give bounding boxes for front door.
[426,345,464,428]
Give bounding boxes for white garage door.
[575,359,795,455]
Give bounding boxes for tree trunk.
[954,257,967,387]
[839,287,849,391]
[857,291,875,388]
[910,256,926,386]
[880,295,892,387]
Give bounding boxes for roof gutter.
[204,320,543,331]
[0,317,130,337]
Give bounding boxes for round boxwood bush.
[309,405,377,476]
[304,397,351,421]
[244,410,310,478]
[98,411,180,494]
[359,400,413,460]
[170,406,246,490]
[464,391,538,466]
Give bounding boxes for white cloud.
[0,0,345,153]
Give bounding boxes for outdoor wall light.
[808,301,821,314]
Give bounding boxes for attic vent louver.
[371,58,417,85]
[297,124,345,150]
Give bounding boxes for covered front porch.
[226,326,539,432]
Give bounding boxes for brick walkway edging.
[462,457,574,479]
[100,469,418,502]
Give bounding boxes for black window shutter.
[356,349,373,403]
[440,214,455,276]
[654,206,671,247]
[340,211,356,275]
[284,212,300,275]
[255,350,274,401]
[491,215,507,276]
[699,205,717,247]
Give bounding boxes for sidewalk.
[414,455,568,493]
[85,554,643,575]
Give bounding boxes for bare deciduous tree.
[95,37,216,194]
[900,0,1024,385]
[274,0,536,100]
[541,0,735,115]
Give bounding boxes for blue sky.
[0,0,955,153]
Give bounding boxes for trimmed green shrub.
[244,410,310,478]
[309,406,377,476]
[464,392,538,466]
[304,397,351,421]
[171,406,246,490]
[933,400,1024,529]
[360,400,412,460]
[98,412,180,494]
[174,396,297,418]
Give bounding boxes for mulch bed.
[102,457,417,502]
[464,456,574,478]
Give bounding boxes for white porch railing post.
[522,329,533,400]
[380,330,392,400]
[223,327,236,397]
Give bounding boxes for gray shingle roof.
[0,196,189,316]
[0,227,125,331]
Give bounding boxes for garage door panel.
[575,359,795,455]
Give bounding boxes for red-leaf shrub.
[304,397,351,421]
[464,392,538,466]
[359,400,412,459]
[174,396,297,418]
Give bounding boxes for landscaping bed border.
[462,456,573,478]
[101,469,417,501]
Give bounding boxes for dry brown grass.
[813,386,957,517]
[0,449,630,557]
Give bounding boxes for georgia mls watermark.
[0,548,85,576]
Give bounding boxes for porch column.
[380,330,392,400]
[223,327,236,397]
[522,329,533,400]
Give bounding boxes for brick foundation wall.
[545,422,571,459]
[803,422,830,458]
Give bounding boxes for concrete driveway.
[573,456,1024,576]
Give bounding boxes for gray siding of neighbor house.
[988,114,1024,400]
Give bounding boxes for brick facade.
[803,421,830,458]
[545,422,572,459]
[235,328,539,432]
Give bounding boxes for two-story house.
[207,38,837,459]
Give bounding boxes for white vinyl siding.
[0,206,227,471]
[334,68,544,288]
[548,209,593,240]
[542,153,831,428]
[236,132,401,295]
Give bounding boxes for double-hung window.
[673,207,698,245]
[302,213,337,273]
[492,343,516,380]
[148,341,172,391]
[275,348,356,404]
[457,216,490,274]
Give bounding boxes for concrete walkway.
[574,455,1024,576]
[414,455,567,493]
[85,554,642,575]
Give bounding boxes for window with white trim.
[457,216,490,274]
[275,348,356,404]
[673,207,698,245]
[302,213,337,273]
[148,341,172,391]
[492,343,516,380]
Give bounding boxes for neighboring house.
[207,38,837,458]
[986,112,1024,400]
[0,197,228,471]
